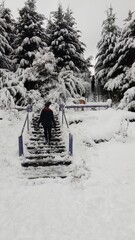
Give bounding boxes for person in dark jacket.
[38,102,56,144]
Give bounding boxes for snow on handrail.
[65,99,112,109]
[13,104,33,112]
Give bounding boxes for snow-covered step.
[26,143,66,149]
[27,148,66,154]
[22,154,71,167]
[25,151,68,159]
[22,159,72,167]
[30,129,61,135]
[26,151,67,158]
[25,153,56,159]
[25,142,66,148]
[21,165,73,179]
[29,136,63,141]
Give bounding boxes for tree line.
[0,0,91,109]
[1,1,135,111]
[95,6,135,111]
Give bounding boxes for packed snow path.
[21,114,72,179]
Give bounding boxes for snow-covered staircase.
[21,113,72,179]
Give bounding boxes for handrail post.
[18,135,24,156]
[60,105,73,156]
[60,103,65,125]
[18,105,32,157]
[27,113,29,132]
[26,104,32,132]
[62,107,64,125]
[63,110,69,128]
[61,105,65,125]
[69,133,73,156]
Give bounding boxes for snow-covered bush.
[32,49,58,99]
[0,88,14,109]
[118,87,135,111]
[46,87,64,104]
[58,70,85,100]
[22,89,44,112]
[0,69,27,108]
[15,67,37,92]
[0,68,42,109]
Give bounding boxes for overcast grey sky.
[4,0,135,59]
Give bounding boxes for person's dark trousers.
[43,126,52,144]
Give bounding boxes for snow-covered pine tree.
[64,7,88,72]
[0,2,14,70]
[105,10,135,102]
[13,0,47,69]
[95,5,120,85]
[0,2,16,49]
[46,4,87,73]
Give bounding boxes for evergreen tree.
[108,11,135,79]
[46,4,87,73]
[0,2,14,69]
[13,0,47,69]
[95,5,120,85]
[105,11,135,101]
[0,2,16,49]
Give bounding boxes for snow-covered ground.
[1,107,135,240]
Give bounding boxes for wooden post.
[18,135,23,156]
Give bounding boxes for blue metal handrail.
[61,106,73,156]
[18,105,32,157]
[21,113,29,135]
[62,109,69,128]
